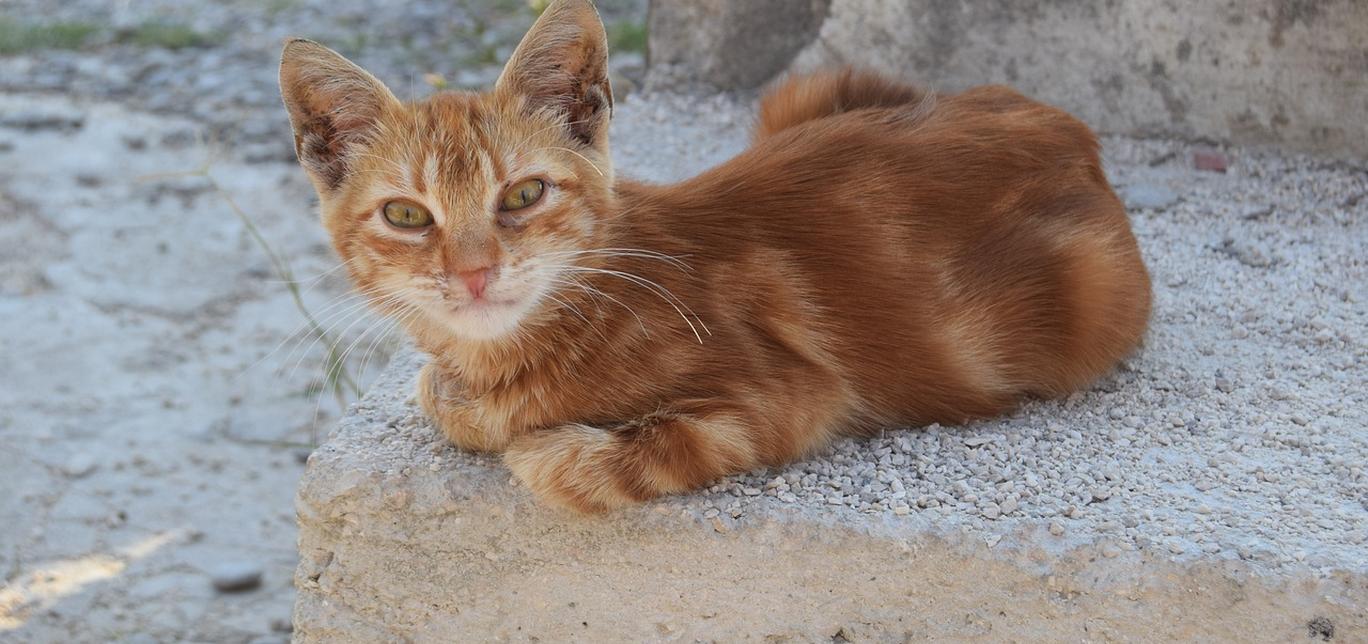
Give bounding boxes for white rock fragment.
[62,453,99,479]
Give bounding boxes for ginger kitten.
[279,0,1150,513]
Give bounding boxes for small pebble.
[1048,521,1065,536]
[62,454,99,479]
[1193,148,1228,173]
[210,563,263,593]
[1120,183,1180,210]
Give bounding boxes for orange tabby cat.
[279,0,1150,513]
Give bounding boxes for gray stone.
[646,0,830,92]
[0,109,84,132]
[61,453,99,479]
[646,0,1368,157]
[1121,183,1181,211]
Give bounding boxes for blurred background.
[1,0,1364,642]
[0,1,646,641]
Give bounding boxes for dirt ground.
[0,1,644,641]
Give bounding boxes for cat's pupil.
[502,179,544,212]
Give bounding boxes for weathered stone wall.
[647,0,1368,157]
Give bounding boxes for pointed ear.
[496,0,613,150]
[279,39,400,190]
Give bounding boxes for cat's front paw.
[504,412,755,513]
[504,425,638,513]
[416,363,511,453]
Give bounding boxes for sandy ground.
[1,2,1365,642]
[0,92,364,642]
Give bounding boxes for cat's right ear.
[496,0,613,152]
[279,39,400,191]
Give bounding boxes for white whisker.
[529,146,605,177]
[559,266,710,343]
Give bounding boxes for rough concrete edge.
[292,349,1368,642]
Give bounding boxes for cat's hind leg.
[503,408,761,513]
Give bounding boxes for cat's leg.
[503,407,765,513]
[416,362,515,453]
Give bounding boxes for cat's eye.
[382,200,433,229]
[500,179,545,212]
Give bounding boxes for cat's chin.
[431,297,534,342]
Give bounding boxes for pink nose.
[457,268,489,299]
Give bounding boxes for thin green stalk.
[140,161,362,445]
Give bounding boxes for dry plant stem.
[139,162,361,445]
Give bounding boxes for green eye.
[382,201,433,229]
[501,179,545,211]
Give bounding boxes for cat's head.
[279,0,614,341]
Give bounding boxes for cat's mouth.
[453,297,521,311]
[435,287,523,312]
[424,292,538,341]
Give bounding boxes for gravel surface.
[612,94,1368,574]
[0,0,647,164]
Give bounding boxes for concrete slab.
[293,94,1368,641]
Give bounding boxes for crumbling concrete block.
[294,352,1367,642]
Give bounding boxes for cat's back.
[749,75,1111,217]
[641,69,1151,421]
[665,74,1122,255]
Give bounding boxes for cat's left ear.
[496,0,613,151]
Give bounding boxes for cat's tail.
[754,67,935,141]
